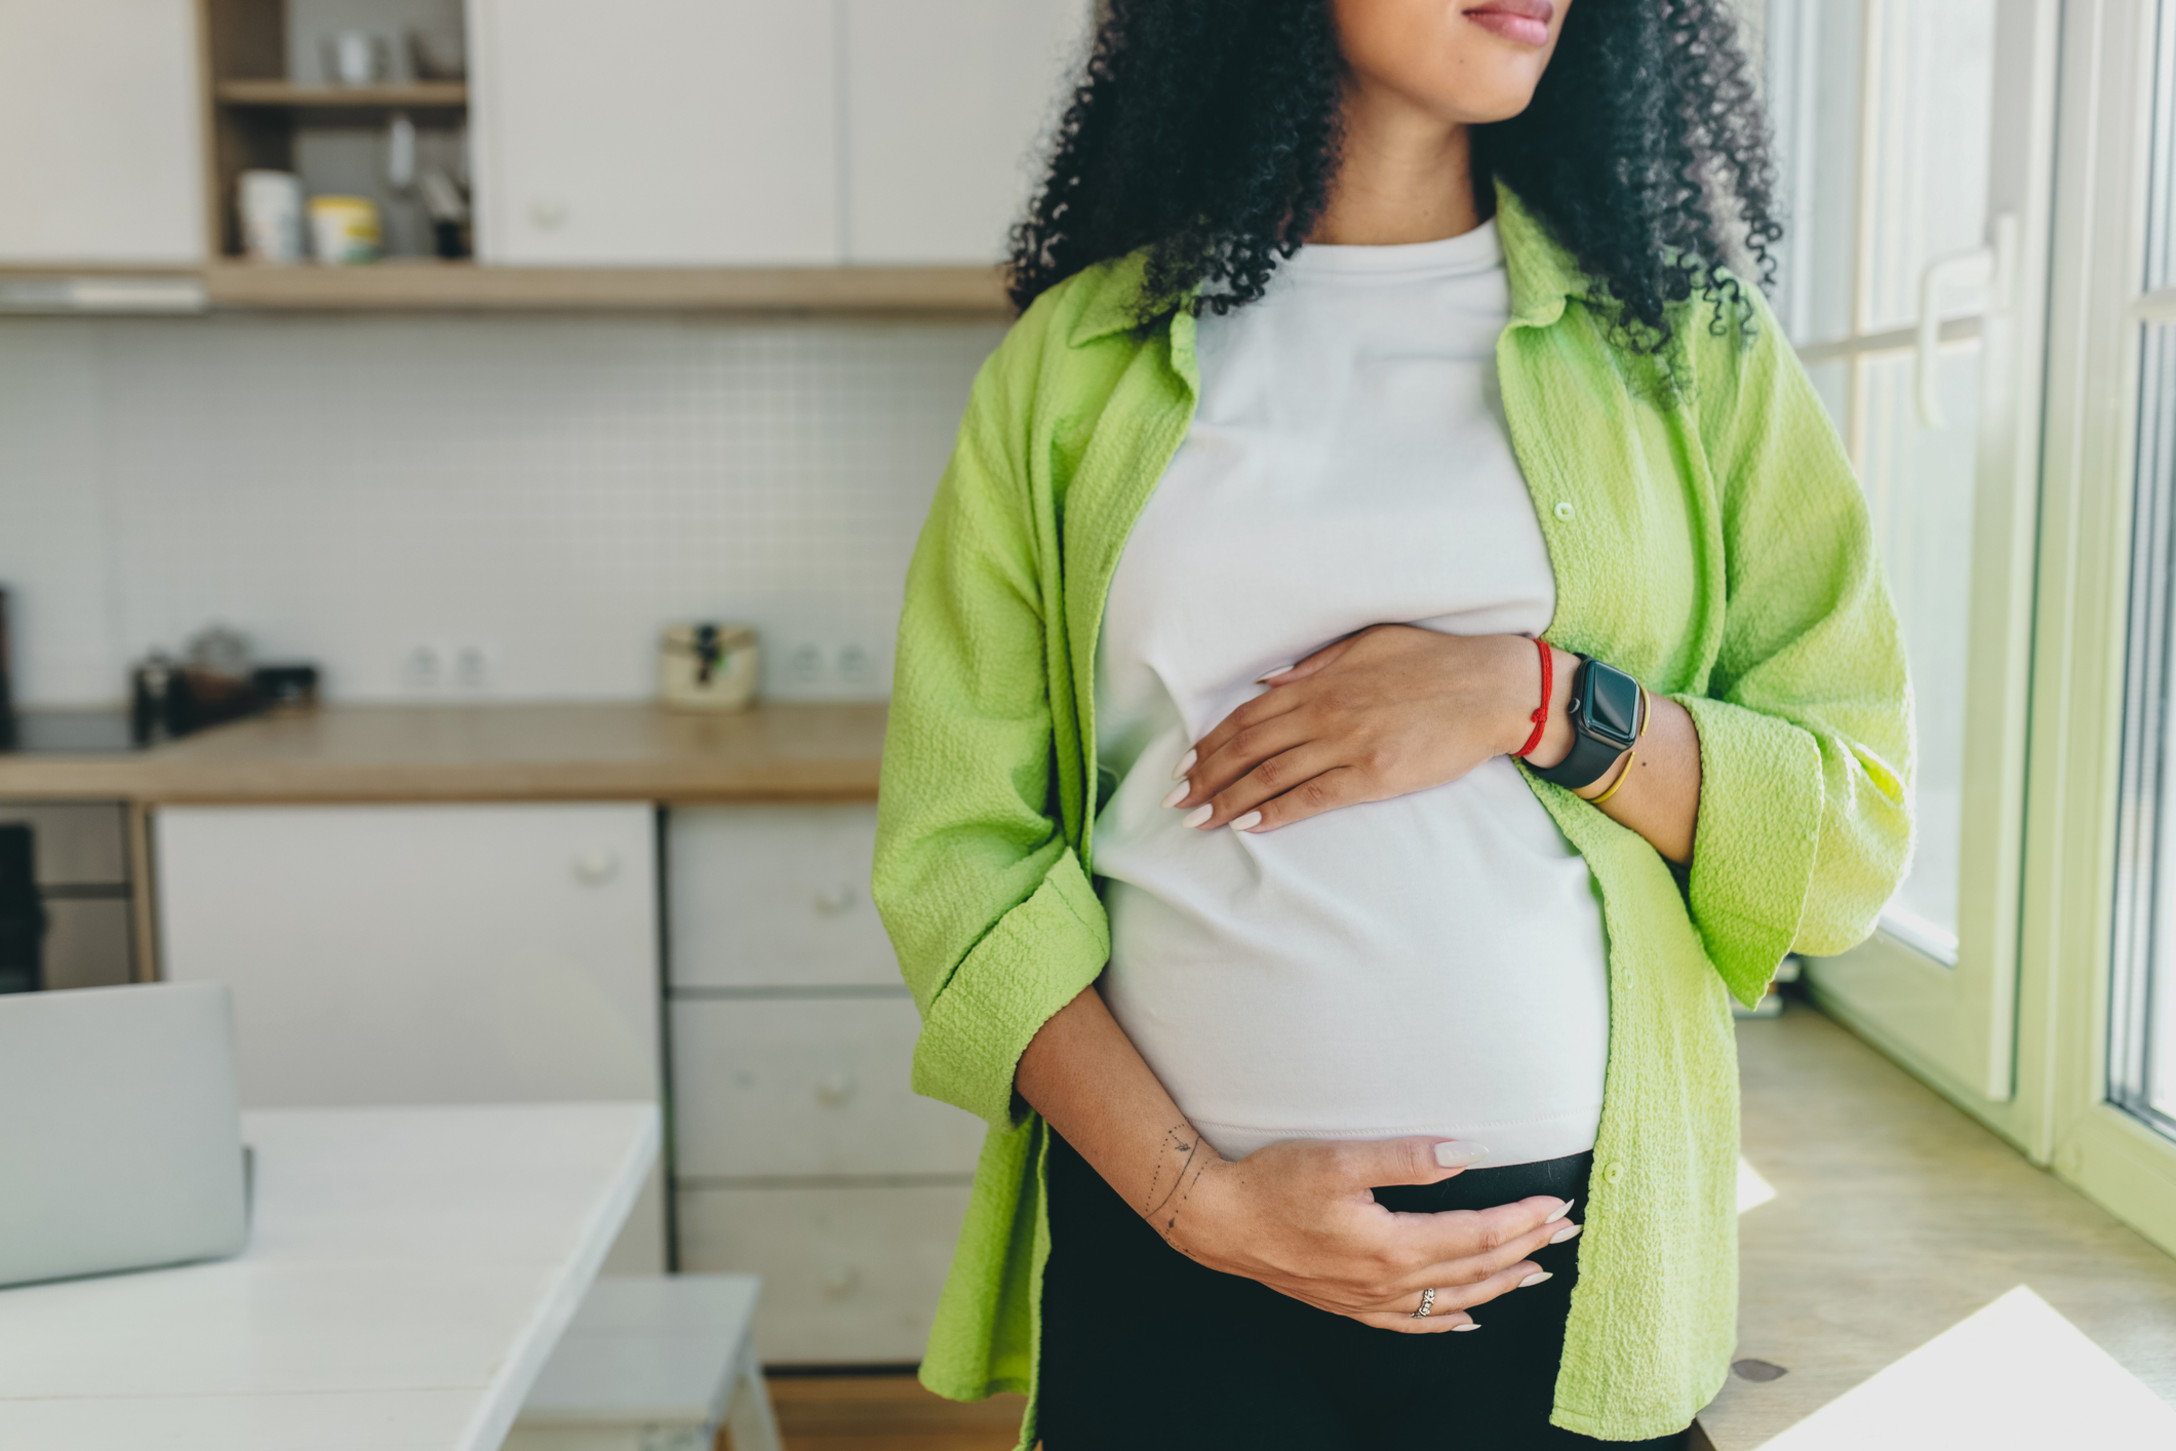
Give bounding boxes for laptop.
[0,981,250,1287]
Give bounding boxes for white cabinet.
[673,996,984,1178]
[0,0,204,263]
[466,0,1087,267]
[841,0,1088,264]
[467,0,840,265]
[668,805,898,988]
[667,804,975,1364]
[155,803,667,1271]
[677,1184,971,1364]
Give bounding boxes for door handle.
[1915,211,2017,429]
[571,849,620,886]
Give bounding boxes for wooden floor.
[749,1373,1027,1451]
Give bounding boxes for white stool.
[503,1274,783,1451]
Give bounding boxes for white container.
[308,196,381,264]
[237,171,305,261]
[659,624,758,711]
[325,31,389,87]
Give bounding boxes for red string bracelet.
[1515,637,1552,758]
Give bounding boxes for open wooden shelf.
[200,259,1013,315]
[0,262,1013,318]
[167,0,1017,317]
[215,80,468,109]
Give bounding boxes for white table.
[0,1102,658,1451]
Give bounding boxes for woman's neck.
[1307,86,1485,247]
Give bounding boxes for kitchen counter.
[0,702,887,804]
[1701,1005,2176,1447]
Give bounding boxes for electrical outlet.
[786,643,826,685]
[837,642,877,687]
[403,643,445,691]
[451,641,495,691]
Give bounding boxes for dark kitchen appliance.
[0,824,46,994]
[0,599,319,757]
[0,804,135,992]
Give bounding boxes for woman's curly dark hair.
[1008,0,1780,353]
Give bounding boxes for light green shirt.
[872,184,1912,1443]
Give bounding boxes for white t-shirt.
[1091,220,1610,1167]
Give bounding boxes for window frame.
[1755,0,2176,1259]
[2023,0,2176,1257]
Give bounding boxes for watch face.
[1584,664,1641,747]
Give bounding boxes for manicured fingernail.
[1545,1199,1575,1224]
[1160,782,1189,809]
[1518,1271,1553,1289]
[1450,1322,1482,1332]
[1549,1221,1582,1244]
[1182,804,1213,829]
[1434,1141,1490,1168]
[1230,810,1262,832]
[1171,749,1196,781]
[1257,664,1294,681]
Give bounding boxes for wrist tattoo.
[1143,1123,1214,1246]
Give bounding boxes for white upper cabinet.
[467,0,840,266]
[841,0,1088,265]
[0,0,204,264]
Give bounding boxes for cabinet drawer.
[676,1183,970,1364]
[667,806,898,988]
[672,997,983,1177]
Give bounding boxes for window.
[1773,0,1999,961]
[2010,0,2176,1257]
[1751,0,2176,1262]
[1813,0,2176,1258]
[1772,0,2055,1103]
[2110,1,2176,1145]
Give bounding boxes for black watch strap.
[1532,722,1627,791]
[1530,656,1643,791]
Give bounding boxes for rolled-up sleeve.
[1678,292,1914,1006]
[871,326,1110,1130]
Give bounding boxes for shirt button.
[1604,1161,1626,1185]
[1554,501,1576,521]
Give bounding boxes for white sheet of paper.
[1758,1285,2176,1449]
[1737,1156,1777,1214]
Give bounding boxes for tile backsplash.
[0,313,1003,707]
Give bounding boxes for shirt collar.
[1063,179,1592,348]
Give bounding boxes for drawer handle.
[822,1264,861,1299]
[572,849,620,886]
[813,882,858,917]
[815,1074,857,1109]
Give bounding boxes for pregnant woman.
[875,0,1911,1446]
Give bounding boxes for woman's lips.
[1463,0,1554,46]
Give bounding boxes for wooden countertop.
[1702,1005,2176,1447]
[0,702,886,804]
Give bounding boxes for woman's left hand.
[1169,624,1543,834]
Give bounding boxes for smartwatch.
[1530,656,1644,791]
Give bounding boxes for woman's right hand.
[1168,1136,1580,1334]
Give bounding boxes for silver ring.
[1411,1286,1437,1320]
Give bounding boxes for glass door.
[1770,0,2060,1102]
